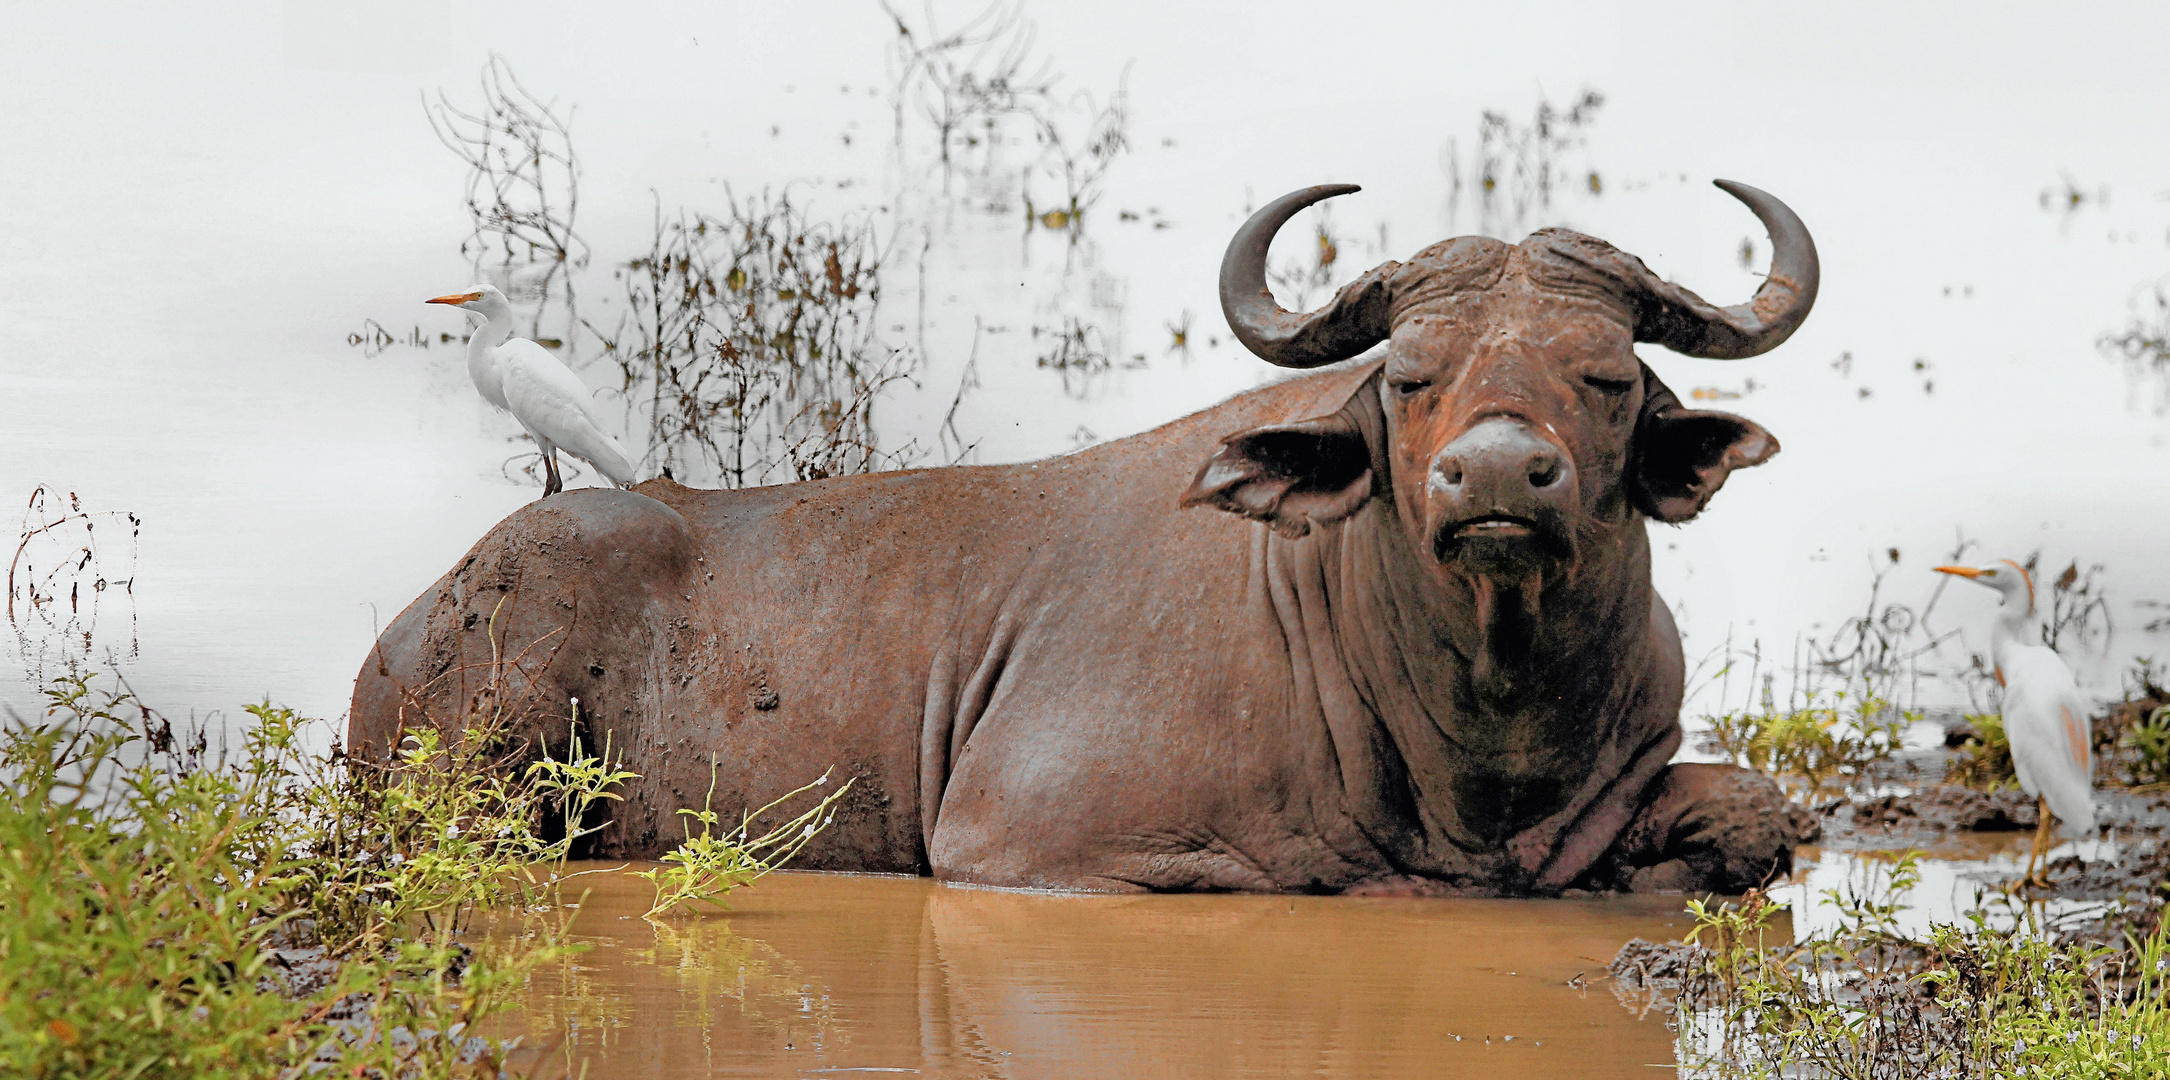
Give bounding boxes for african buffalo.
[351,181,1821,895]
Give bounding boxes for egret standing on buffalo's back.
[427,284,637,497]
[1935,560,2096,888]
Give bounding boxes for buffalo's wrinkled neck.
[1291,496,1659,858]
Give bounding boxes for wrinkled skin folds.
[352,204,1817,896]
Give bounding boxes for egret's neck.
[466,309,516,375]
[467,309,514,356]
[462,308,517,410]
[1990,590,2037,664]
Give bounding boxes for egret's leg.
[2030,796,2057,887]
[542,452,563,496]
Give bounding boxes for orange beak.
[1933,565,1981,579]
[426,291,483,305]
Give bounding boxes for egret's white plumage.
[1937,559,2095,886]
[427,285,635,495]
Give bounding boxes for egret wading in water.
[1935,560,2096,888]
[427,285,636,497]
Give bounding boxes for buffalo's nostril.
[1528,456,1561,488]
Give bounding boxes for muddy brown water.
[490,864,1719,1079]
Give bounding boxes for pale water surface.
[3,3,2168,723]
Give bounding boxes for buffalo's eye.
[1390,378,1433,396]
[1583,375,1635,396]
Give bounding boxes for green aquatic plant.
[636,761,854,919]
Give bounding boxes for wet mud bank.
[1811,699,2170,908]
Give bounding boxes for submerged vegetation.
[418,55,942,490]
[880,0,1130,235]
[0,672,846,1078]
[1694,548,1940,800]
[425,55,590,347]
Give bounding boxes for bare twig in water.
[7,485,139,682]
[938,319,987,465]
[2024,550,2113,655]
[1023,73,1130,240]
[588,190,921,488]
[1440,88,1605,237]
[2099,273,2170,414]
[881,0,1058,186]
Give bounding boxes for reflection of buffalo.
[518,870,1688,1074]
[352,181,1820,895]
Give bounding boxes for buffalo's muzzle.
[1427,419,1576,569]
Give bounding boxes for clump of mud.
[1606,937,1710,1017]
[1823,785,2038,843]
[1608,937,1707,989]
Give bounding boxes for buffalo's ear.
[1180,410,1376,538]
[1628,367,1779,523]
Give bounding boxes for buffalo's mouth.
[1430,511,1571,568]
[1452,514,1536,539]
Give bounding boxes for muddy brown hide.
[354,182,1822,895]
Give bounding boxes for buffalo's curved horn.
[1640,180,1821,359]
[1219,184,1396,368]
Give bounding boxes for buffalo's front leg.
[1594,763,1819,894]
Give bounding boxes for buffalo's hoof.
[1602,763,1817,894]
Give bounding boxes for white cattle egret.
[1936,560,2096,887]
[426,285,636,496]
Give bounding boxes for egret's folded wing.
[2000,644,2096,837]
[498,342,637,486]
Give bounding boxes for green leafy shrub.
[1702,692,1912,800]
[0,674,630,1078]
[1,679,325,1077]
[2123,705,2170,790]
[1944,712,2017,790]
